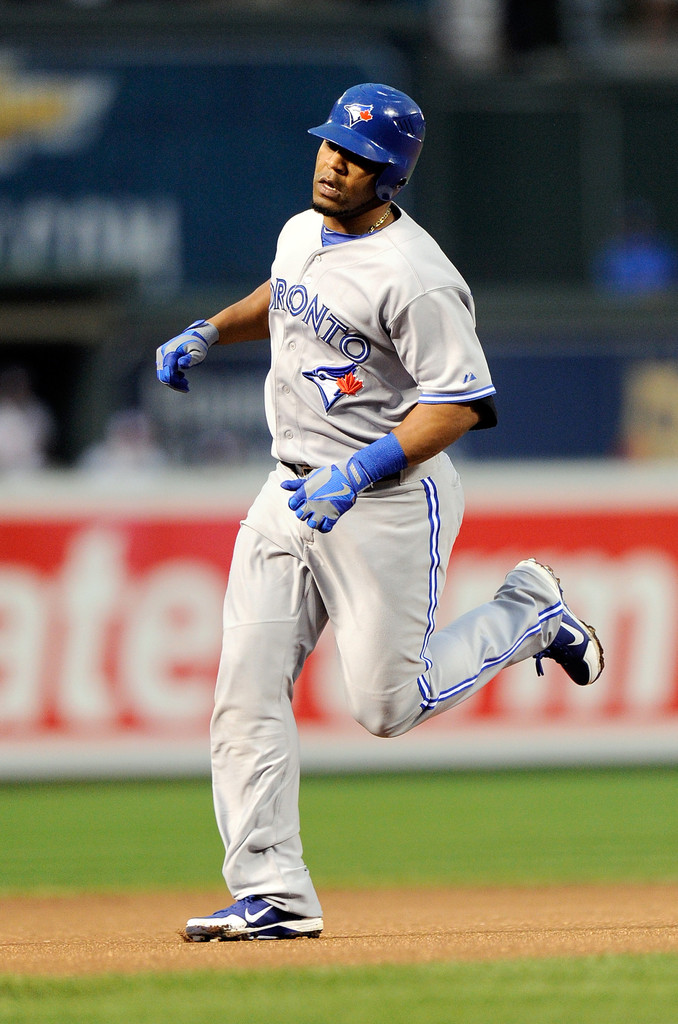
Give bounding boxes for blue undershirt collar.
[320,207,399,247]
[321,225,368,246]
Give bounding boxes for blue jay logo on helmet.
[344,103,373,127]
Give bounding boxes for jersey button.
[314,255,321,263]
[282,385,290,394]
[289,342,296,351]
[284,429,294,439]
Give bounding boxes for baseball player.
[156,84,604,942]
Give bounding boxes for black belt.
[281,462,314,476]
[281,462,400,487]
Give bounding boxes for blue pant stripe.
[418,595,565,712]
[416,478,442,693]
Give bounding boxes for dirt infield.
[2,884,678,976]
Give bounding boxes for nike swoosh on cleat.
[244,906,273,924]
[561,624,587,646]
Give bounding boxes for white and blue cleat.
[520,558,604,686]
[183,896,323,941]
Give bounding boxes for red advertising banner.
[1,466,677,775]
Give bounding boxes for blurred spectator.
[78,409,168,475]
[433,0,503,67]
[592,198,678,295]
[0,366,55,473]
[434,0,610,67]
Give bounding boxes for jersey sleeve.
[389,285,496,408]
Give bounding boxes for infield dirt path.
[2,885,678,976]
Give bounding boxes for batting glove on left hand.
[281,458,373,534]
[281,434,408,533]
[156,320,219,393]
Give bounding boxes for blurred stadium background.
[1,0,678,779]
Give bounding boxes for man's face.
[312,140,383,225]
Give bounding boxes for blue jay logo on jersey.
[302,364,362,412]
[344,103,373,127]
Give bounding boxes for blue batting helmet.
[308,83,426,201]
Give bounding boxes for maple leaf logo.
[336,371,363,396]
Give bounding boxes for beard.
[311,194,381,225]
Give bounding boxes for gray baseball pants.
[210,454,563,917]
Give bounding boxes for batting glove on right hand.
[156,320,219,393]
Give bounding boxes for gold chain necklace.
[367,205,392,233]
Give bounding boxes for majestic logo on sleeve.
[302,364,364,412]
[344,103,373,127]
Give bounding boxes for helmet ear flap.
[375,171,409,202]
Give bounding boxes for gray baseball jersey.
[266,206,496,467]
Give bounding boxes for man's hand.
[156,320,219,392]
[281,463,362,533]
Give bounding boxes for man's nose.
[326,146,348,174]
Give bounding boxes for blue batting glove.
[156,320,219,393]
[281,459,372,533]
[281,435,407,533]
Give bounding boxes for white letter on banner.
[120,561,223,722]
[57,528,126,723]
[448,550,678,721]
[0,569,46,724]
[568,550,678,715]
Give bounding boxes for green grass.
[2,956,678,1024]
[0,776,222,894]
[2,769,677,1022]
[301,766,678,888]
[1,767,677,894]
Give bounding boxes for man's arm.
[207,280,271,347]
[282,402,480,534]
[156,280,270,392]
[393,401,480,464]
